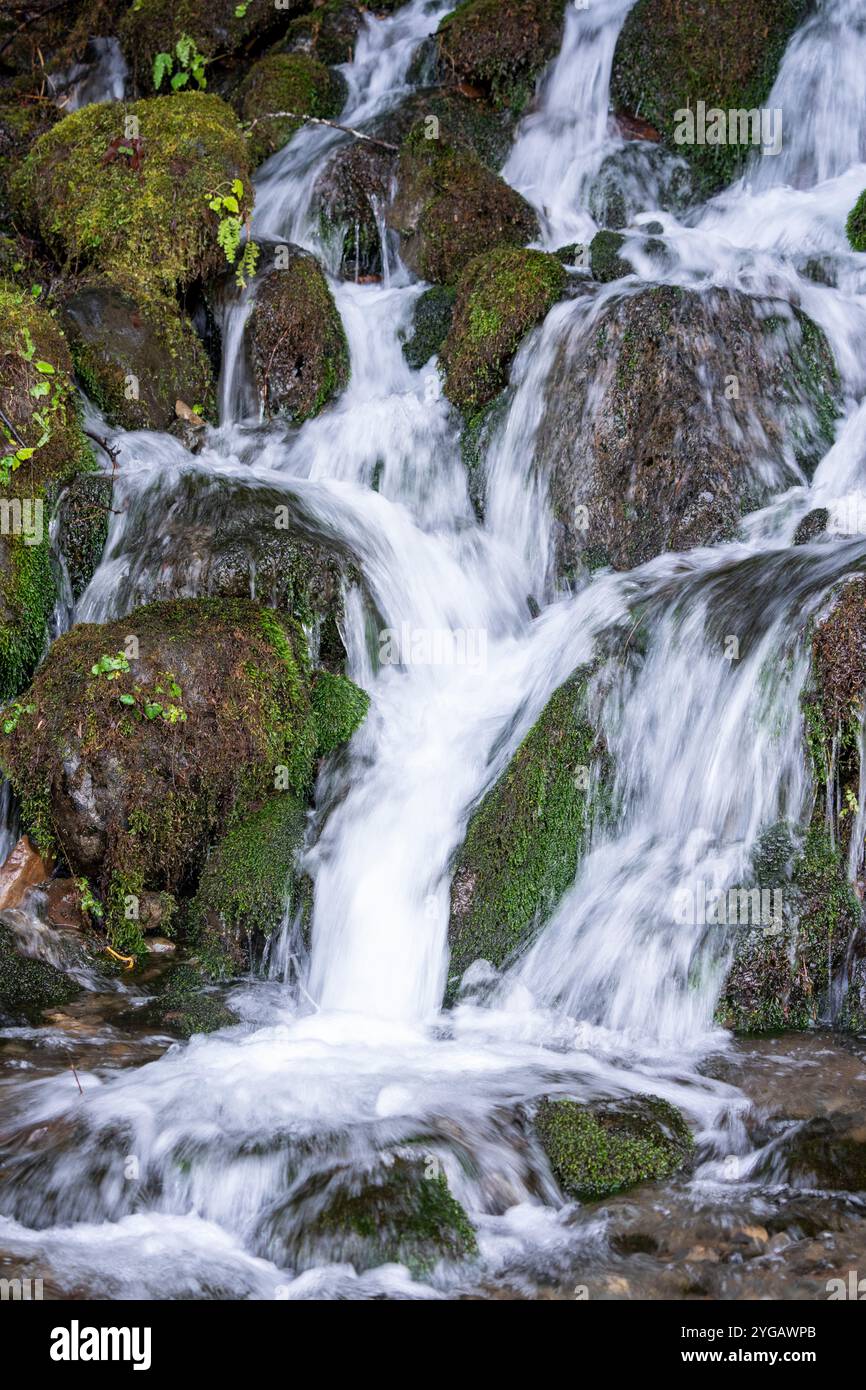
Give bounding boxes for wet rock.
[0,914,80,1021]
[60,278,215,432]
[533,1094,694,1202]
[402,286,456,369]
[611,0,810,194]
[235,53,347,168]
[280,1,368,67]
[441,247,567,411]
[0,836,54,911]
[245,251,349,421]
[784,1114,866,1193]
[12,94,252,299]
[56,474,115,604]
[260,1153,478,1275]
[793,508,830,545]
[43,878,87,931]
[534,285,841,579]
[847,188,866,252]
[436,0,569,114]
[387,128,537,285]
[448,668,610,988]
[118,0,291,92]
[0,598,352,959]
[589,230,630,283]
[143,960,237,1038]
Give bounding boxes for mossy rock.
[281,1,367,67]
[0,281,96,703]
[782,1113,866,1192]
[437,0,568,114]
[0,916,81,1023]
[236,52,347,168]
[0,1,126,80]
[246,251,349,420]
[589,229,630,283]
[56,474,114,604]
[387,127,537,285]
[441,247,566,412]
[448,669,610,988]
[534,1094,694,1202]
[13,93,253,298]
[402,286,456,369]
[610,0,810,196]
[60,276,215,431]
[262,1154,478,1276]
[310,670,370,754]
[0,90,61,225]
[118,0,291,92]
[793,507,829,545]
[144,960,238,1037]
[535,286,840,579]
[0,598,323,958]
[847,189,866,253]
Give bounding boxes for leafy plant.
[76,877,104,921]
[0,327,69,484]
[91,652,131,680]
[1,701,35,735]
[208,180,259,289]
[153,33,208,92]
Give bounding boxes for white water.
[3,0,866,1298]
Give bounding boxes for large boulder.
[611,0,810,194]
[12,94,253,297]
[533,1094,694,1202]
[448,669,610,989]
[235,52,347,168]
[60,277,215,431]
[118,0,294,92]
[0,282,98,702]
[387,128,537,285]
[245,251,349,420]
[436,0,568,114]
[0,914,81,1024]
[0,598,367,957]
[532,286,840,580]
[440,247,567,411]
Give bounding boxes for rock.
[118,0,291,92]
[587,144,694,230]
[43,878,86,931]
[611,0,810,194]
[0,836,54,911]
[533,1094,694,1202]
[448,669,610,988]
[60,278,215,432]
[793,508,829,545]
[142,960,237,1038]
[55,474,115,604]
[0,914,80,1021]
[784,1114,866,1192]
[441,247,567,411]
[0,281,97,702]
[280,1,367,67]
[534,286,841,579]
[235,53,347,168]
[402,286,456,369]
[387,127,537,285]
[310,670,371,754]
[258,1153,478,1275]
[245,251,349,421]
[847,188,866,252]
[589,229,630,283]
[0,598,362,959]
[314,140,396,281]
[12,94,252,298]
[436,0,569,114]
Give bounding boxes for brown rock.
[0,836,54,911]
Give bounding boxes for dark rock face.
[436,0,568,113]
[402,286,456,369]
[245,251,349,421]
[533,285,840,580]
[533,1094,694,1202]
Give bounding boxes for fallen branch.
[83,427,122,474]
[246,111,398,153]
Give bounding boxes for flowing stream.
[2,0,866,1300]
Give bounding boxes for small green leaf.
[119,693,136,706]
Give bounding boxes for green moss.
[441,247,566,412]
[611,0,810,196]
[534,1094,694,1202]
[237,53,346,167]
[147,960,238,1037]
[437,0,568,113]
[13,94,252,298]
[249,256,350,422]
[0,920,80,1021]
[847,189,866,252]
[590,229,630,283]
[119,0,285,90]
[448,669,610,987]
[310,670,369,755]
[402,286,456,370]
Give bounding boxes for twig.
[70,1061,83,1094]
[246,111,398,152]
[83,428,122,474]
[0,405,26,448]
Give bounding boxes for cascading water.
[3,0,866,1301]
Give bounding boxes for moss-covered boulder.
[436,0,568,113]
[0,282,96,702]
[13,94,253,297]
[141,960,239,1037]
[402,286,456,369]
[610,0,810,195]
[236,52,347,168]
[56,475,114,605]
[0,88,61,225]
[0,915,81,1023]
[441,247,566,411]
[0,598,325,957]
[281,0,367,67]
[533,286,840,579]
[448,669,610,988]
[118,0,292,92]
[245,251,349,420]
[261,1154,478,1275]
[589,229,630,283]
[387,128,537,285]
[847,189,866,252]
[60,277,215,431]
[533,1094,694,1202]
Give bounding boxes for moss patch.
[119,0,289,91]
[441,247,566,412]
[534,1094,694,1202]
[437,0,568,113]
[311,670,369,755]
[0,918,81,1022]
[237,53,346,168]
[247,253,349,421]
[847,189,866,253]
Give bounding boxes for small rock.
[0,837,54,911]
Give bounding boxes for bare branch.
[246,112,398,153]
